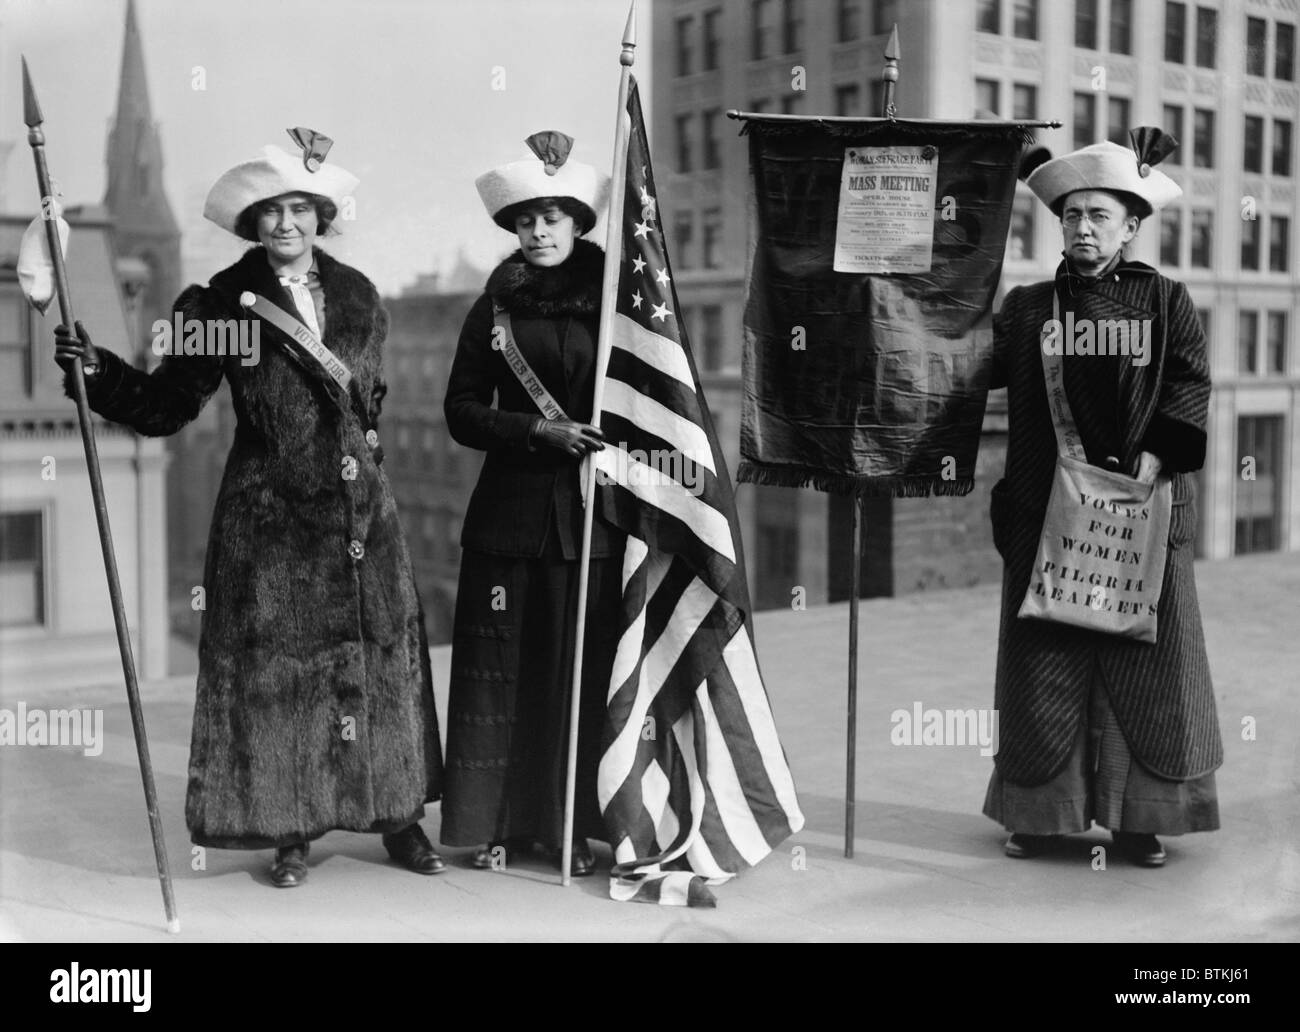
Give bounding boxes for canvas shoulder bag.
[1016,291,1172,644]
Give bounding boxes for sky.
[0,0,655,295]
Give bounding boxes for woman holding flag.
[52,131,445,888]
[441,130,621,876]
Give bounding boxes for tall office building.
[652,0,1299,609]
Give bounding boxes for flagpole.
[560,1,636,887]
[21,58,179,933]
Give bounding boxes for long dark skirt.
[440,543,623,850]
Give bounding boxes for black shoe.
[382,824,446,875]
[559,839,595,877]
[471,841,518,870]
[1112,831,1166,867]
[270,842,310,888]
[1004,833,1056,859]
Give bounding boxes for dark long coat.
[988,259,1222,786]
[74,245,442,848]
[440,238,623,848]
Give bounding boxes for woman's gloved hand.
[529,417,605,457]
[54,321,102,377]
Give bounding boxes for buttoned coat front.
[74,245,443,848]
[988,260,1222,786]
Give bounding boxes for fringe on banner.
[737,462,976,498]
[737,117,1038,149]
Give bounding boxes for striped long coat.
[988,259,1222,786]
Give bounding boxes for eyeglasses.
[1061,211,1116,228]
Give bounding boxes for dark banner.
[738,117,1033,496]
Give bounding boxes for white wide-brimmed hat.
[203,130,358,236]
[476,130,610,233]
[1027,128,1182,219]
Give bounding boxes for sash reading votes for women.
[736,117,1035,497]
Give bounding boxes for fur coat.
[73,245,442,848]
[988,259,1221,786]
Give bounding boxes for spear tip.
[21,55,44,128]
[622,0,637,48]
[885,24,900,61]
[619,0,637,66]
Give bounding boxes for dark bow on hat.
[1129,126,1178,177]
[287,127,333,173]
[526,130,574,176]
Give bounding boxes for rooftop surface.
[2,552,1296,942]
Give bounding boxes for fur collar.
[486,238,604,317]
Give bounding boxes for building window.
[781,0,804,53]
[1107,97,1131,146]
[702,9,722,71]
[1110,0,1133,55]
[837,0,861,42]
[1161,104,1184,162]
[1277,23,1296,81]
[1241,215,1261,270]
[977,0,1000,33]
[674,210,694,270]
[872,0,898,35]
[1012,0,1037,39]
[1238,310,1259,373]
[751,0,774,59]
[869,79,886,115]
[0,511,45,628]
[1073,92,1096,149]
[1189,209,1213,267]
[1075,0,1098,48]
[1246,17,1268,77]
[702,208,723,269]
[675,114,694,173]
[835,83,862,116]
[697,305,724,372]
[1160,208,1182,266]
[1244,115,1265,173]
[780,93,805,115]
[1273,119,1293,177]
[0,279,34,398]
[702,108,721,170]
[976,79,1001,117]
[1235,415,1283,553]
[749,97,770,113]
[675,15,694,77]
[1008,192,1035,260]
[1165,2,1186,63]
[1194,6,1216,68]
[1269,216,1290,271]
[1266,311,1287,374]
[1012,83,1037,119]
[1192,108,1214,168]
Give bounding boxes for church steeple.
[103,0,178,237]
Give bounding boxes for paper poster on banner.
[832,145,938,273]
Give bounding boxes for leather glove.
[529,417,605,458]
[54,321,102,377]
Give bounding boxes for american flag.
[593,76,805,907]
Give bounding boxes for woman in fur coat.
[54,136,444,888]
[440,131,620,876]
[985,133,1220,868]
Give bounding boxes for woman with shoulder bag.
[984,129,1220,867]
